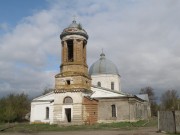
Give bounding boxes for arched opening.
[63,96,73,104]
[63,96,73,123]
[111,82,114,90]
[97,82,101,87]
[67,40,74,62]
[111,104,116,117]
[46,107,49,119]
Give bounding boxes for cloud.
[82,0,180,98]
[0,4,60,97]
[0,23,9,31]
[0,0,180,99]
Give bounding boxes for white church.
[30,20,151,125]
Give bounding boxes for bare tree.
[42,87,54,95]
[160,89,179,110]
[140,86,156,102]
[139,86,158,116]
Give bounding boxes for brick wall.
[83,97,98,124]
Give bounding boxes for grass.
[0,118,158,133]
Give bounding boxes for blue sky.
[0,0,180,99]
[0,0,48,27]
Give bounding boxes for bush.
[0,93,30,123]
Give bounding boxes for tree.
[0,93,30,123]
[160,89,179,110]
[140,86,155,102]
[139,86,158,116]
[42,88,54,95]
[0,98,7,122]
[14,93,30,121]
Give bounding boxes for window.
[111,82,114,90]
[63,96,73,104]
[67,40,73,62]
[111,104,116,117]
[46,107,49,119]
[97,82,101,87]
[66,80,71,85]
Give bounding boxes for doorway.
[65,108,71,122]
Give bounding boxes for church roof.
[60,19,88,40]
[136,94,149,102]
[89,53,120,76]
[68,20,79,28]
[32,91,54,102]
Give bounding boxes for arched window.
[111,82,114,90]
[111,104,116,117]
[97,82,101,87]
[63,96,73,104]
[46,107,49,119]
[67,40,74,62]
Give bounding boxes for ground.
[1,127,165,135]
[1,118,174,135]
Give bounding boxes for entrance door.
[65,108,71,122]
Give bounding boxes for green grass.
[0,118,157,133]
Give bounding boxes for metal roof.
[68,20,79,28]
[136,94,149,102]
[89,53,119,75]
[60,20,88,39]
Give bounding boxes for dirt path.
[1,127,165,135]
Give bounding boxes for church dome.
[60,20,88,40]
[89,53,120,76]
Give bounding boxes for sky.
[0,0,180,100]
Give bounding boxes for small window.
[63,96,73,104]
[46,107,49,119]
[97,82,101,87]
[66,80,70,85]
[111,82,114,90]
[111,104,116,117]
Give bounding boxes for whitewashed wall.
[53,92,84,124]
[91,74,121,92]
[91,86,125,98]
[30,92,54,124]
[30,102,53,123]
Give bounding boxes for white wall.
[91,74,121,92]
[30,101,53,123]
[30,92,54,124]
[53,92,84,123]
[54,92,83,104]
[91,86,125,98]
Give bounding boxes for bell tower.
[55,20,91,92]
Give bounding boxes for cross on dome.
[100,49,105,58]
[73,15,76,22]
